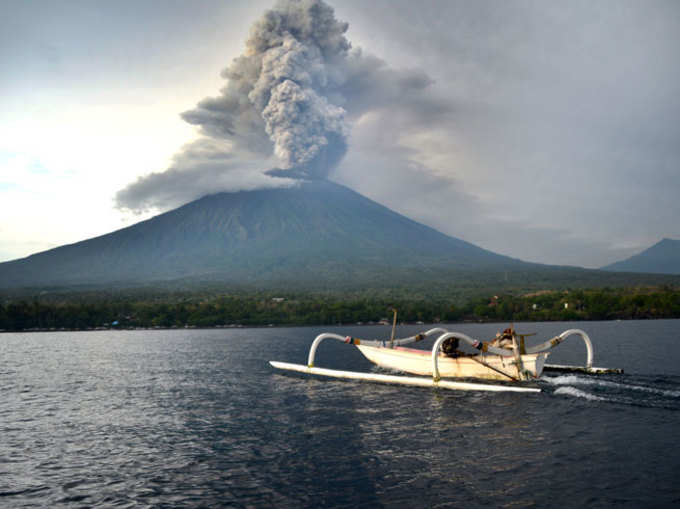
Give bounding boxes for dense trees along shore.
[1,287,679,332]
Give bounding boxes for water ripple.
[1,324,679,507]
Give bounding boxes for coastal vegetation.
[1,286,679,332]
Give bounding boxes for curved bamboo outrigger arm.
[524,328,593,369]
[307,333,350,367]
[431,332,514,382]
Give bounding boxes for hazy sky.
[2,0,679,267]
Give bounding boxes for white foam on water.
[542,375,588,386]
[553,386,606,401]
[543,375,680,398]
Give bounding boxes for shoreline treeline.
[1,287,679,332]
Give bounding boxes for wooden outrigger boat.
[355,342,548,381]
[270,318,622,393]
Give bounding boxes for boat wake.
[544,374,680,397]
[552,386,606,401]
[542,374,680,408]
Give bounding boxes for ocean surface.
[2,320,679,507]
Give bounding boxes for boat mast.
[389,308,398,348]
[510,325,528,380]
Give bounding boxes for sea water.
[2,320,679,507]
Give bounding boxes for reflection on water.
[1,321,679,507]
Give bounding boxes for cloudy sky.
[1,0,679,267]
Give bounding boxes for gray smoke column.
[116,0,437,212]
[183,0,349,178]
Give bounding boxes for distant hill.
[0,180,532,291]
[601,238,680,275]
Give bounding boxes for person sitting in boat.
[490,328,515,349]
[441,337,460,357]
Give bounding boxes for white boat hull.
[356,345,548,381]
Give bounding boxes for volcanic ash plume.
[183,0,350,179]
[116,0,437,212]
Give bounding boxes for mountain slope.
[601,238,680,274]
[0,180,530,289]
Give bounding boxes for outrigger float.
[270,317,622,393]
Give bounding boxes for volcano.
[0,180,537,290]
